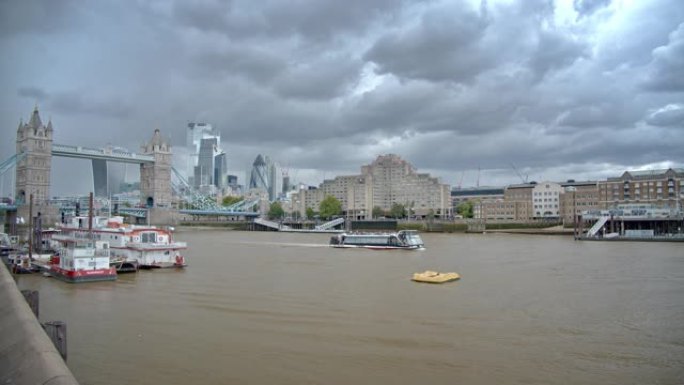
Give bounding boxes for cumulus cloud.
[365,2,490,83]
[645,104,684,127]
[642,23,684,92]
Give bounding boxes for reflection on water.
[17,231,684,385]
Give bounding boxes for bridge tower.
[15,106,53,205]
[140,129,172,208]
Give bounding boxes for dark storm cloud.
[2,0,683,194]
[642,23,684,92]
[365,0,589,85]
[0,0,80,36]
[17,86,48,101]
[527,30,588,79]
[172,0,233,34]
[49,91,135,119]
[272,55,362,100]
[365,2,490,83]
[194,46,286,83]
[172,0,399,42]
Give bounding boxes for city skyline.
[1,0,683,196]
[1,106,682,198]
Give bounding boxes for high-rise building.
[249,154,269,192]
[214,153,227,188]
[248,154,283,201]
[269,161,282,201]
[186,122,226,190]
[194,137,217,186]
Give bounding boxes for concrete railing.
[0,265,79,385]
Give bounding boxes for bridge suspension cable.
[0,153,25,200]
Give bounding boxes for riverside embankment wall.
[0,265,79,385]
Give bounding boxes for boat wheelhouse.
[50,237,117,283]
[330,230,424,250]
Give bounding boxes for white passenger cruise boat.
[329,230,425,250]
[58,216,187,269]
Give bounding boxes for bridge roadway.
[51,144,154,164]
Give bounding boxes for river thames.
[15,231,684,385]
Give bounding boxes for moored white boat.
[49,238,117,283]
[57,216,187,269]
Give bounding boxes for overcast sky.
[1,0,683,196]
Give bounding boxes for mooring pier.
[0,265,79,385]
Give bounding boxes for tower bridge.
[51,144,155,164]
[1,107,258,230]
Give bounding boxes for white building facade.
[294,154,451,219]
[532,182,562,219]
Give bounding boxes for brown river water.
[15,231,684,385]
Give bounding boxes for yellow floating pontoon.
[412,270,460,284]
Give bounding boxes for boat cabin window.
[140,232,157,243]
[400,231,424,246]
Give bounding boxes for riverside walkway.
[0,265,79,385]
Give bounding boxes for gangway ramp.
[316,217,345,230]
[587,216,609,237]
[254,218,291,231]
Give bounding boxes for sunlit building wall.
[294,154,451,219]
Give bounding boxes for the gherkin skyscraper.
[249,154,269,192]
[248,154,282,201]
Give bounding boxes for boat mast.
[28,193,33,260]
[88,192,94,239]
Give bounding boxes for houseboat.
[49,236,117,283]
[58,216,187,269]
[329,230,425,250]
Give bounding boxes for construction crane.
[510,163,528,184]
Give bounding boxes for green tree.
[222,196,243,206]
[372,206,385,219]
[305,207,315,220]
[390,203,407,218]
[456,201,474,218]
[268,201,285,219]
[319,195,342,220]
